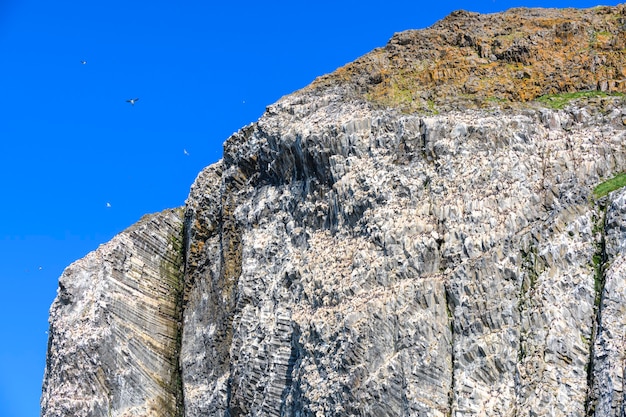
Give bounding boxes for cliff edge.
[43,5,626,417]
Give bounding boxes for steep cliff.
[43,5,626,417]
[41,209,185,417]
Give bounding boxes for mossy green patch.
[536,90,624,109]
[519,246,540,299]
[427,99,439,115]
[593,172,626,199]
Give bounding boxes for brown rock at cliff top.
[310,5,626,112]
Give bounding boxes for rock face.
[41,209,184,417]
[312,4,626,113]
[43,5,626,417]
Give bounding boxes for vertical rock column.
[41,209,185,417]
[179,162,235,417]
[591,189,626,416]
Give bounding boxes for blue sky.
[0,1,619,416]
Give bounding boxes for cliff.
[42,5,626,417]
[42,210,184,416]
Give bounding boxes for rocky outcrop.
[591,191,626,417]
[43,5,626,417]
[41,209,184,417]
[311,4,626,113]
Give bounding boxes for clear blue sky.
[0,1,618,416]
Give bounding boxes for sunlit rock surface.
[41,209,184,417]
[177,96,626,417]
[43,5,626,417]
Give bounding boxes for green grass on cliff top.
[536,90,624,109]
[594,172,626,199]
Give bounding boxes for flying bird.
[126,98,139,106]
[184,149,190,156]
[106,202,111,208]
[80,60,87,64]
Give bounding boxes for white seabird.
[126,98,139,106]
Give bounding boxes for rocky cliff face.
[43,5,626,417]
[41,210,184,417]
